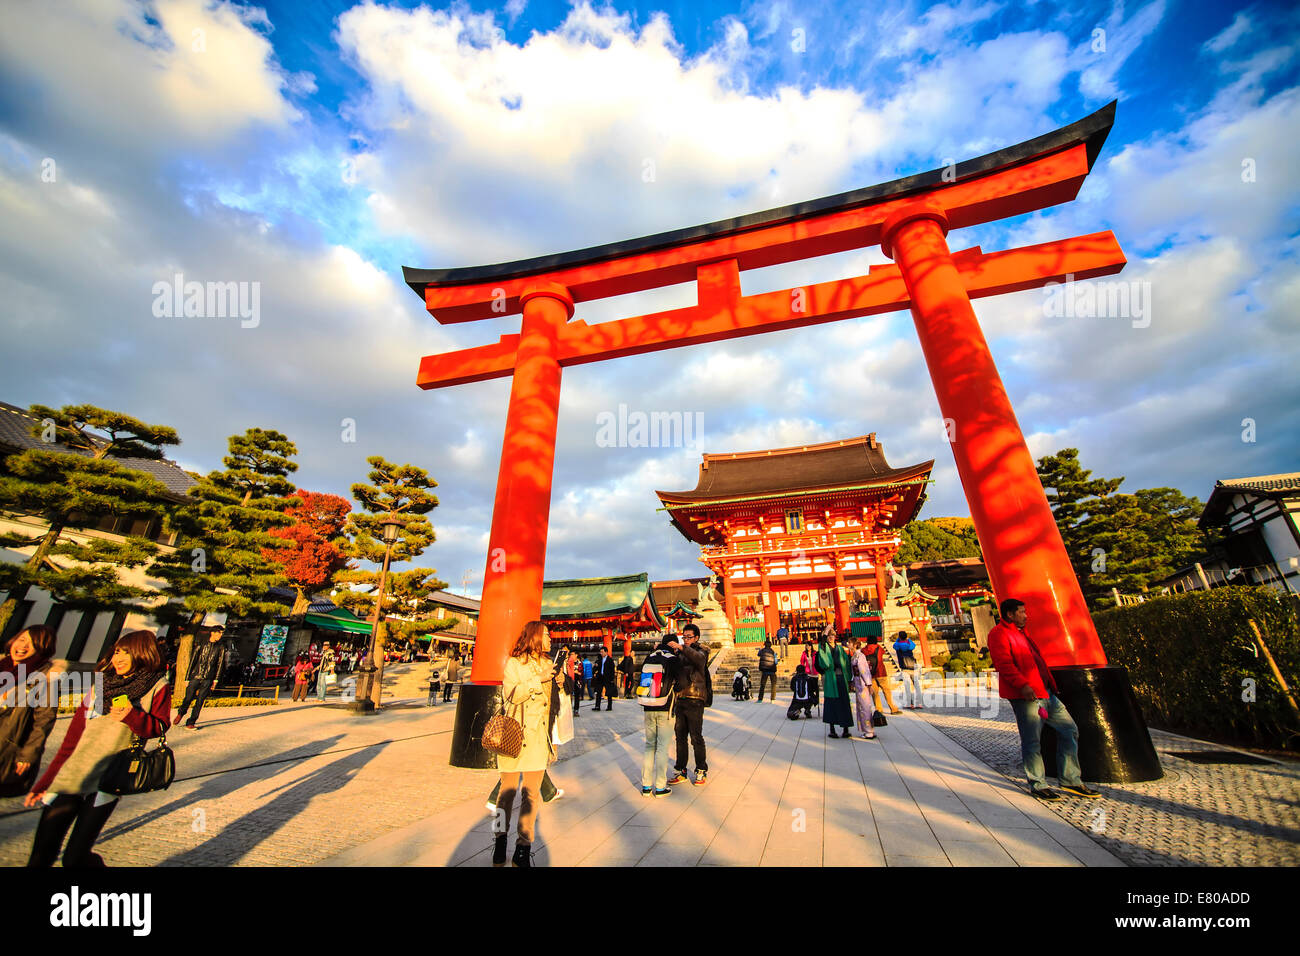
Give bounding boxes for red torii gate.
[408,102,1161,781]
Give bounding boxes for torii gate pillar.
[448,282,571,768]
[882,203,1160,783]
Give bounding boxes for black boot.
[512,843,533,868]
[492,835,508,867]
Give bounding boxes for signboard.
[257,625,288,665]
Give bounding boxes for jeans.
[27,794,118,867]
[899,666,924,707]
[757,672,777,701]
[442,680,455,702]
[642,710,675,790]
[1010,694,1083,788]
[316,670,331,701]
[674,699,707,773]
[178,678,214,725]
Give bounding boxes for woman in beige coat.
[493,621,563,867]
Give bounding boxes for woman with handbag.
[489,620,563,867]
[0,625,60,797]
[24,629,171,867]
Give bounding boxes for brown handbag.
[482,702,524,759]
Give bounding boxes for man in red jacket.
[988,599,1101,801]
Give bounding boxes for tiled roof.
[428,589,481,613]
[541,573,667,628]
[1199,472,1300,528]
[1214,473,1300,495]
[656,434,932,504]
[0,401,197,499]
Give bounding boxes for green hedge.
[1093,587,1300,750]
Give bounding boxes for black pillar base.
[1041,665,1163,783]
[449,683,503,770]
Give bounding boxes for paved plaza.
[1,668,1294,867]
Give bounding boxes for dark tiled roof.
[656,434,932,504]
[0,401,197,499]
[1215,473,1300,495]
[428,589,481,613]
[1199,472,1300,528]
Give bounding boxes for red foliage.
[265,490,351,590]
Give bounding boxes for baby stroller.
[732,667,751,701]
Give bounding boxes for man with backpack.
[668,624,710,787]
[756,639,778,702]
[893,630,923,709]
[787,664,814,718]
[637,633,683,797]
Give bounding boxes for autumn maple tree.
[264,490,352,617]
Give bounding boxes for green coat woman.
[815,636,854,736]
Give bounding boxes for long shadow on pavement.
[97,735,348,842]
[160,743,388,866]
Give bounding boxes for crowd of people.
[0,591,1103,868]
[480,595,1104,866]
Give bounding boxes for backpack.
[867,646,884,677]
[791,673,810,701]
[636,650,676,707]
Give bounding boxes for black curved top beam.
[403,100,1116,296]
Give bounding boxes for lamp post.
[352,515,403,714]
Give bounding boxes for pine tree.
[263,490,351,617]
[897,517,984,563]
[1036,449,1209,607]
[154,429,299,637]
[333,457,447,702]
[0,404,181,633]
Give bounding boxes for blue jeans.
[1010,694,1083,788]
[642,710,675,790]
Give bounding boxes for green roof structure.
[540,573,667,631]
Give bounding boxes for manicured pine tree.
[1036,448,1208,607]
[0,404,180,635]
[154,429,299,684]
[333,457,446,702]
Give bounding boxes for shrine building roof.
[656,433,932,507]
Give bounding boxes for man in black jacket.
[756,639,778,702]
[668,624,710,786]
[618,650,636,698]
[593,645,617,711]
[177,625,228,730]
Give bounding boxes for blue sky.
[1,0,1297,596]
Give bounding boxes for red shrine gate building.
[657,434,932,644]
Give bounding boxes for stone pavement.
[914,699,1300,867]
[0,667,645,867]
[324,696,1123,867]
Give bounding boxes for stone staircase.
[711,642,803,696]
[710,639,905,696]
